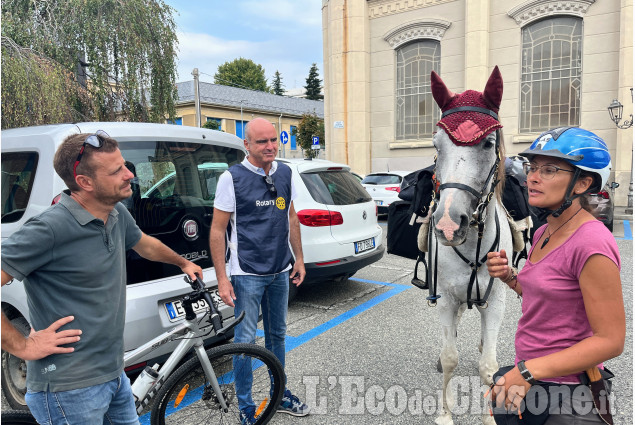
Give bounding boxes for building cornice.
[507,0,596,26]
[384,19,452,48]
[368,0,456,19]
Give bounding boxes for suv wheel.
[1,317,30,410]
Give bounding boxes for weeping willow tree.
[1,0,179,129]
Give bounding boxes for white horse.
[427,67,513,425]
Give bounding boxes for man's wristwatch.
[516,360,538,385]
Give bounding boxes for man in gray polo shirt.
[1,131,202,425]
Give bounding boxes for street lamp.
[607,88,633,214]
[238,100,247,138]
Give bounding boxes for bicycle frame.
[123,313,229,414]
[123,275,246,416]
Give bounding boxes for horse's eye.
[482,139,495,150]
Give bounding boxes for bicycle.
[1,275,285,425]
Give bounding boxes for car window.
[361,174,402,185]
[1,152,38,223]
[119,141,243,283]
[301,171,371,205]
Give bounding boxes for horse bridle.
[427,107,502,309]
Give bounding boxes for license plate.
[375,200,383,206]
[164,290,224,322]
[355,237,375,254]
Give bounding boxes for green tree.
[272,70,284,95]
[202,120,220,130]
[1,0,179,129]
[214,58,269,92]
[304,63,323,100]
[292,113,325,159]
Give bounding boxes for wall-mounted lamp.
[607,88,633,213]
[607,88,633,129]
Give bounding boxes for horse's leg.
[436,303,466,372]
[435,299,460,425]
[477,290,505,425]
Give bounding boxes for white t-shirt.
[214,158,297,275]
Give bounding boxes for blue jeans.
[231,272,289,411]
[25,371,139,425]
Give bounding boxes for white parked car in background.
[361,171,411,214]
[277,158,384,299]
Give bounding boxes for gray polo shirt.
[1,192,142,392]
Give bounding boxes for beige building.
[322,0,633,206]
[174,81,324,159]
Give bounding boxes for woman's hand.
[491,366,532,414]
[486,249,511,280]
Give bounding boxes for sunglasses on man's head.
[73,130,109,178]
[263,175,276,195]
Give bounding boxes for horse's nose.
[434,206,468,242]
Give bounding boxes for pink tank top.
[515,220,621,383]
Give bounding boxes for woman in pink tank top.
[486,127,624,424]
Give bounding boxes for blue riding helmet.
[519,127,612,218]
[519,127,611,191]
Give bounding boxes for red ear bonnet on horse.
[431,66,503,146]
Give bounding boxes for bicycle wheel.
[151,343,284,425]
[1,410,38,425]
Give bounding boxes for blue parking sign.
[280,131,289,145]
[312,136,319,145]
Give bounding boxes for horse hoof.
[434,413,454,425]
[436,357,443,373]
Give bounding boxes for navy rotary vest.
[229,162,293,275]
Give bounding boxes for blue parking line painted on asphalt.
[140,277,410,423]
[254,277,411,347]
[350,277,411,288]
[286,282,410,350]
[623,220,632,240]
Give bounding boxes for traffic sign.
[280,131,289,145]
[312,136,320,145]
[311,145,320,150]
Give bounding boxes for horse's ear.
[431,71,454,109]
[483,66,503,110]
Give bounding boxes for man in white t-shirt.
[209,118,309,423]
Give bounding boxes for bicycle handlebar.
[184,274,244,337]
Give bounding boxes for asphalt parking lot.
[3,218,632,424]
[265,217,633,424]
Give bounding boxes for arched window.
[395,40,441,140]
[520,16,582,132]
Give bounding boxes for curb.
[614,207,632,221]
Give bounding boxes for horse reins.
[427,106,503,309]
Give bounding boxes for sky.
[163,0,324,91]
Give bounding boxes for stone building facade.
[322,0,633,205]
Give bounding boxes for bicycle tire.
[150,343,284,425]
[1,410,38,425]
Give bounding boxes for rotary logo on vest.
[255,197,286,210]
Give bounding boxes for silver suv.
[1,122,244,409]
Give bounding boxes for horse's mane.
[495,131,506,202]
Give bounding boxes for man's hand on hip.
[22,316,81,361]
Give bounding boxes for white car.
[1,122,243,409]
[278,158,384,298]
[361,171,411,214]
